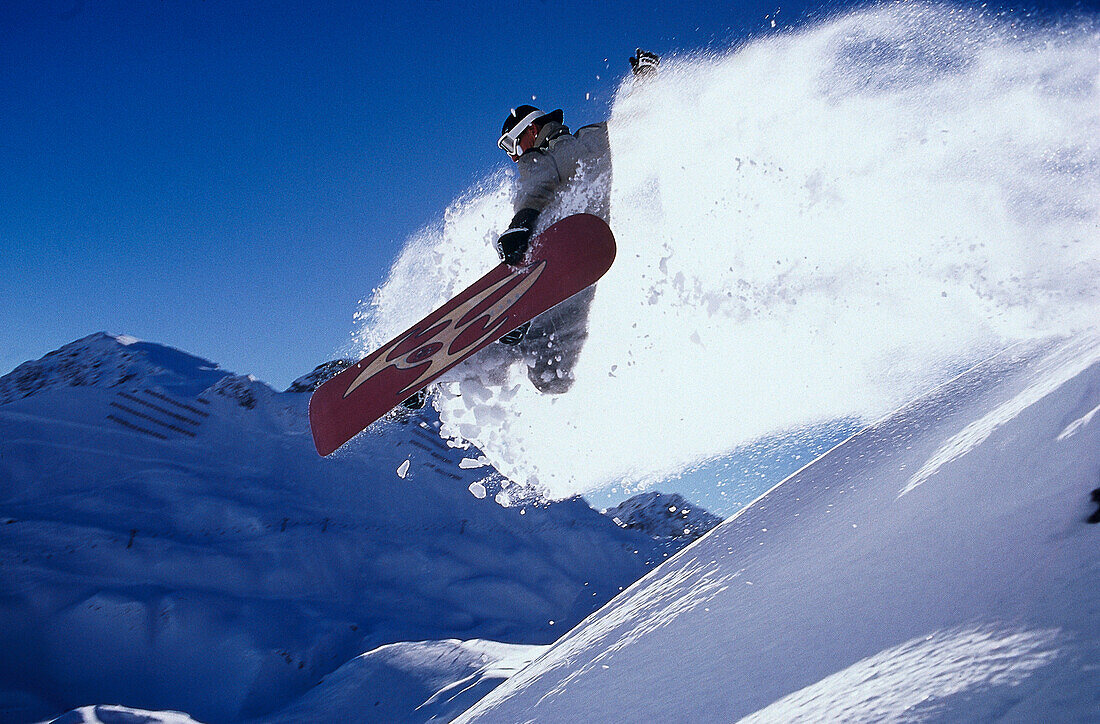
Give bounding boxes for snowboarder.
[492,48,659,394]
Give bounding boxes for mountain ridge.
[0,332,708,723]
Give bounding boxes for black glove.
[496,208,540,265]
[630,48,660,77]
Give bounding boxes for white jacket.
[513,121,611,223]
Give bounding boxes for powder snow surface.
[459,335,1100,722]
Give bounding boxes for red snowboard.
[309,213,616,456]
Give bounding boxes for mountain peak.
[604,491,723,541]
[0,333,233,404]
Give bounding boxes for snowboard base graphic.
[309,214,616,456]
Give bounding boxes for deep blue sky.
[1,0,1091,387]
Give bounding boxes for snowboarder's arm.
[495,207,540,265]
[498,137,570,264]
[513,148,566,214]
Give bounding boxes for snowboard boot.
[499,321,531,346]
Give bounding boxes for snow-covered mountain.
[0,333,681,723]
[458,334,1100,722]
[0,333,231,404]
[603,492,722,542]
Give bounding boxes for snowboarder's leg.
[521,286,596,394]
[449,334,524,388]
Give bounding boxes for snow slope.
[0,334,672,723]
[262,638,546,723]
[458,334,1100,722]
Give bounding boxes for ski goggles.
[498,109,543,157]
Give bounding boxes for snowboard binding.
[401,389,428,410]
[498,321,531,346]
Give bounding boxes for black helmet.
[498,105,564,155]
[500,105,564,136]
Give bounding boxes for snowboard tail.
[309,213,616,456]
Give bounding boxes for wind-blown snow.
[354,3,1100,500]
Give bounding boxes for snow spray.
[356,3,1099,499]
